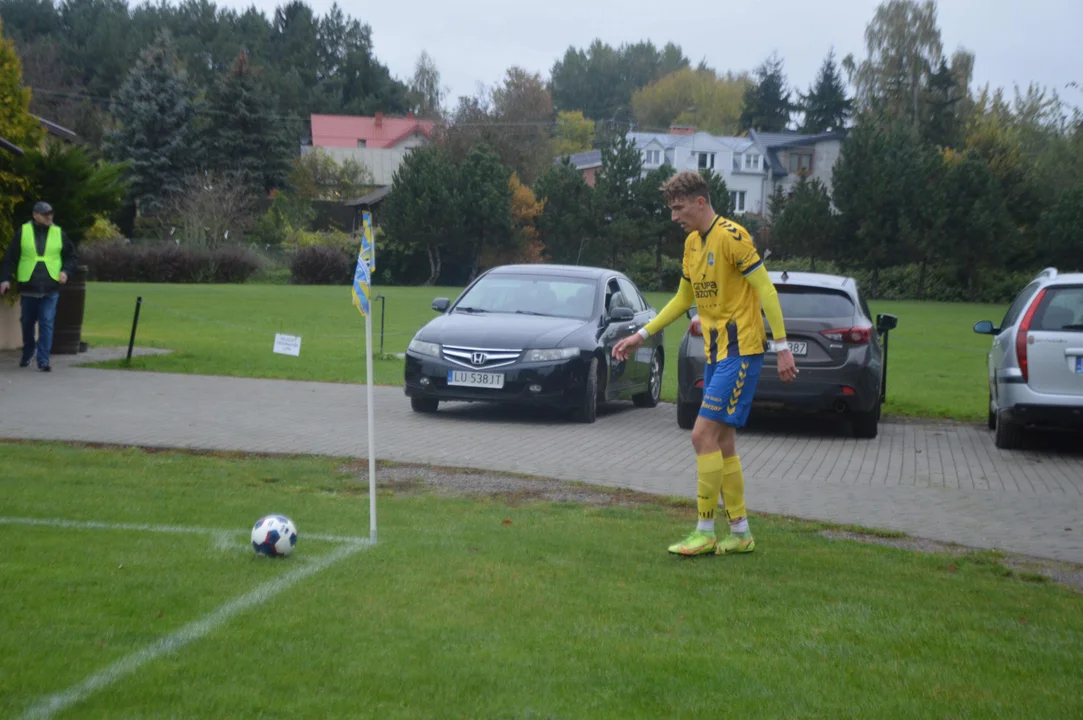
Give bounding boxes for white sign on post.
[273,333,302,356]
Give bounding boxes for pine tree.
[739,54,792,132]
[922,59,961,148]
[535,158,595,265]
[772,176,836,269]
[105,32,199,216]
[205,49,294,193]
[800,50,852,133]
[594,132,646,266]
[457,144,513,281]
[380,145,458,284]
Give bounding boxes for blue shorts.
[699,354,764,428]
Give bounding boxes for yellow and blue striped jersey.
[682,216,768,362]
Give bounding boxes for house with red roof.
[306,112,437,186]
[310,112,435,151]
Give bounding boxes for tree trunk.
[967,270,975,302]
[425,245,441,285]
[810,255,817,273]
[871,266,880,299]
[466,239,483,284]
[918,258,927,300]
[468,253,481,284]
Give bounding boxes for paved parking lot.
[1,348,1080,562]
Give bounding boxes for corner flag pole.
[352,210,378,544]
[365,306,377,543]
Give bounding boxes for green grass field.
[2,441,1080,719]
[79,282,1005,422]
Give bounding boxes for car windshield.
[454,275,597,319]
[1033,286,1083,332]
[775,286,856,319]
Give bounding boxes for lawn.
[79,282,1005,422]
[2,441,1080,719]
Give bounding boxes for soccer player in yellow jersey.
[613,170,797,556]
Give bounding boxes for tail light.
[820,327,871,344]
[690,316,702,337]
[1016,288,1046,383]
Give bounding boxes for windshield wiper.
[455,306,488,313]
[1060,324,1083,330]
[515,310,551,317]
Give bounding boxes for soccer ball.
[251,515,298,557]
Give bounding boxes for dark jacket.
[0,221,78,295]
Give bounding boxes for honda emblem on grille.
[471,352,487,365]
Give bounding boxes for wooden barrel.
[53,264,88,354]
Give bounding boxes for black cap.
[33,201,53,215]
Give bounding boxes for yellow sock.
[722,455,747,522]
[696,452,725,526]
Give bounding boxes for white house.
[625,127,847,216]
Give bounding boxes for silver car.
[974,267,1083,449]
[676,271,898,438]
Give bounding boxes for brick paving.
[1,348,1080,562]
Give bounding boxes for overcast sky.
[227,0,1082,113]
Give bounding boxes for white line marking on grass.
[0,516,367,544]
[20,539,370,720]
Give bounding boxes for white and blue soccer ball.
[251,515,298,557]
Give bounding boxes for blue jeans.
[21,293,60,368]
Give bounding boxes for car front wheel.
[573,357,599,423]
[633,350,663,408]
[411,397,439,413]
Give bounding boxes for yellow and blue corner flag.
[351,211,376,316]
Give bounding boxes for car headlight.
[523,347,579,362]
[408,339,441,357]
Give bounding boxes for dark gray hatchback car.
[676,271,898,438]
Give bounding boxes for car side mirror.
[876,313,898,333]
[432,297,450,312]
[608,307,634,323]
[973,320,997,335]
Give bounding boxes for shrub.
[762,258,1038,303]
[212,245,266,283]
[285,227,355,252]
[625,251,683,292]
[82,215,126,247]
[82,242,263,283]
[289,245,353,285]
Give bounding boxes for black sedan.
[676,271,898,438]
[404,264,665,423]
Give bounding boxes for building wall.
[302,146,413,186]
[776,140,843,195]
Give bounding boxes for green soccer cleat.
[667,530,718,556]
[715,533,756,555]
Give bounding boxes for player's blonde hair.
[661,170,710,205]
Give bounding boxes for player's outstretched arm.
[744,266,798,382]
[612,278,694,361]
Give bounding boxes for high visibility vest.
[17,223,62,282]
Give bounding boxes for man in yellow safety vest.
[0,202,78,371]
